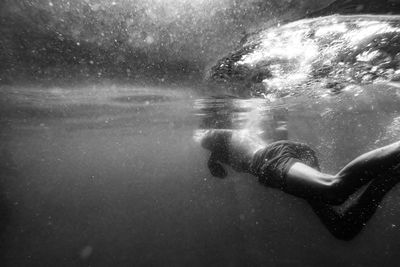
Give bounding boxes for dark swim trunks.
[249,141,320,189]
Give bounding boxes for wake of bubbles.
[208,15,400,99]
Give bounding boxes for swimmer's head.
[194,129,232,151]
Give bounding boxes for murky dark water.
[1,83,400,266]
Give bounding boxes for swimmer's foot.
[382,162,400,183]
[390,162,400,180]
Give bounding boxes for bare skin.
[200,129,400,240]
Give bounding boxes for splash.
[209,15,400,98]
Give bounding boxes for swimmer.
[200,129,400,240]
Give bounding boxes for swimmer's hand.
[208,153,227,178]
[200,130,231,178]
[199,129,266,178]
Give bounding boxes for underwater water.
[1,81,400,266]
[3,1,400,266]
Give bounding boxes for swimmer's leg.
[308,175,399,241]
[285,141,400,204]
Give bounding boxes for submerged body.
[201,14,400,241]
[200,129,400,240]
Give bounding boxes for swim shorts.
[249,141,320,189]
